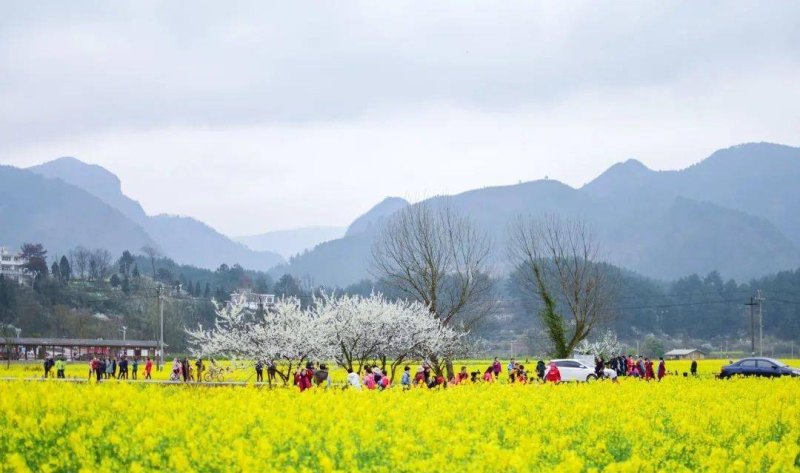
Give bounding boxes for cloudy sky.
[1,2,798,236]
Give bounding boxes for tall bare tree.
[141,246,160,279]
[70,247,91,280]
[88,249,113,281]
[371,201,494,378]
[508,215,615,357]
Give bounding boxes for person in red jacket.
[545,362,561,383]
[144,357,153,380]
[644,358,655,381]
[296,367,313,391]
[657,357,666,382]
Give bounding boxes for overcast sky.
[1,2,798,235]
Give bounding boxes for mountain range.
[8,157,285,271]
[276,142,800,286]
[1,142,798,284]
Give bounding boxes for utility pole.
[755,290,765,357]
[119,326,127,341]
[159,285,165,370]
[745,298,757,355]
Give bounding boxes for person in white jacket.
[346,368,361,390]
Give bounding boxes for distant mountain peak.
[31,156,122,189]
[29,157,148,224]
[581,158,654,196]
[695,142,799,167]
[345,197,409,236]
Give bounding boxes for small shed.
[664,348,705,360]
[1,337,161,361]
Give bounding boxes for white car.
[544,359,616,382]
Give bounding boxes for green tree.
[118,250,135,276]
[121,275,131,294]
[273,274,304,298]
[641,336,665,358]
[59,256,71,282]
[50,261,60,281]
[131,265,140,278]
[20,243,48,279]
[204,283,210,298]
[110,274,121,288]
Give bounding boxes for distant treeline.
[2,242,799,353]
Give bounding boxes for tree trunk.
[445,358,455,380]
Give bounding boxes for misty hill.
[24,158,284,271]
[29,157,149,225]
[278,142,800,286]
[235,226,346,260]
[0,165,157,256]
[583,143,800,246]
[268,197,410,285]
[345,197,409,236]
[146,214,284,271]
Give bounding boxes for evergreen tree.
[204,282,210,298]
[0,275,18,325]
[110,274,121,288]
[59,256,71,282]
[121,275,131,294]
[51,261,60,281]
[131,265,140,278]
[118,250,135,276]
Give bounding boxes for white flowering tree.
[187,295,328,384]
[311,293,466,381]
[186,293,252,360]
[575,329,621,360]
[188,292,469,384]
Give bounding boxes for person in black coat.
[536,360,546,380]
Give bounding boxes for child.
[482,366,494,382]
[401,366,411,390]
[363,368,376,390]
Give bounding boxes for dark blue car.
[719,357,800,379]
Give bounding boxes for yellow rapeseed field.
[0,360,798,472]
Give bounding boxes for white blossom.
[187,292,468,384]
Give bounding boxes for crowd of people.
[86,356,150,381]
[40,352,688,388]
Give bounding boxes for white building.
[228,289,275,311]
[0,247,29,284]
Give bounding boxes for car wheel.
[586,374,597,382]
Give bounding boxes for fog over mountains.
[1,142,798,284]
[234,226,346,260]
[18,158,285,271]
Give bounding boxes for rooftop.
[664,348,704,356]
[3,337,160,348]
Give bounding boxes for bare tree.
[141,246,159,279]
[371,200,494,378]
[70,247,91,280]
[88,249,113,281]
[508,215,615,357]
